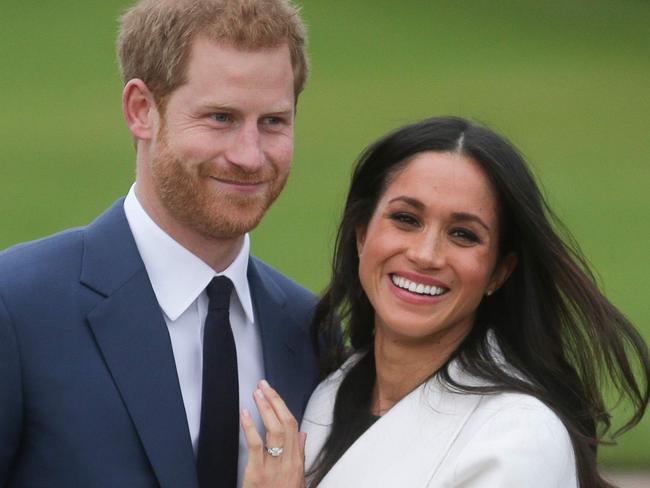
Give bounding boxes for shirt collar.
[123,184,255,323]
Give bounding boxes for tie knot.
[206,276,233,311]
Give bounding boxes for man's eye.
[211,113,230,123]
[390,212,419,227]
[264,116,288,126]
[450,228,480,243]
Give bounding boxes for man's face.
[146,37,295,239]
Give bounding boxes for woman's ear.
[486,252,517,295]
[122,79,158,141]
[356,226,367,257]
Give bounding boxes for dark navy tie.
[197,276,239,488]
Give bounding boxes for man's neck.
[134,184,244,273]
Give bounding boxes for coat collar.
[247,257,313,418]
[81,199,199,488]
[80,198,143,297]
[303,355,485,487]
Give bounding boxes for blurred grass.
[1,0,648,466]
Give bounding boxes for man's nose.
[225,122,265,172]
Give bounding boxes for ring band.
[266,446,284,457]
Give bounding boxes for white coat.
[301,355,578,487]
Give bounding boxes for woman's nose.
[405,232,445,269]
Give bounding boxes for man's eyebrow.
[199,103,294,114]
[200,103,238,112]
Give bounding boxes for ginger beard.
[149,123,289,240]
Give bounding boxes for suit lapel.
[81,200,198,488]
[247,258,312,418]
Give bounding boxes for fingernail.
[260,379,270,389]
[241,409,250,418]
[254,388,264,399]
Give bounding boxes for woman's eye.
[450,228,480,243]
[390,212,420,227]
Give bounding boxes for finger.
[240,409,264,471]
[253,387,285,456]
[259,380,299,432]
[299,433,308,488]
[299,431,307,455]
[259,380,299,454]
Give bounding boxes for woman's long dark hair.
[309,116,649,487]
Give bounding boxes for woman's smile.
[390,272,449,297]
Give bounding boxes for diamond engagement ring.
[266,446,284,457]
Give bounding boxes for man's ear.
[122,79,158,141]
[487,252,517,295]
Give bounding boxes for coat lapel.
[319,367,484,487]
[247,258,313,419]
[81,200,198,488]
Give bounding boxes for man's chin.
[195,206,269,240]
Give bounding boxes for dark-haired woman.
[240,116,649,488]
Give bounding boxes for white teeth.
[391,274,447,296]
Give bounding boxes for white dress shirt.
[123,185,265,487]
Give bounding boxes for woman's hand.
[241,380,306,488]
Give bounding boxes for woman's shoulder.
[433,388,577,487]
[471,390,571,439]
[441,356,575,455]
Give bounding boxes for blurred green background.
[1,0,648,467]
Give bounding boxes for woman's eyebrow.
[451,212,490,231]
[387,196,424,209]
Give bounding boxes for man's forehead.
[188,35,291,63]
[166,39,295,112]
[184,39,292,83]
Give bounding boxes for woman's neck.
[371,327,468,416]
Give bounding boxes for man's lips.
[208,177,268,192]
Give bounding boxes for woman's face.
[357,151,514,351]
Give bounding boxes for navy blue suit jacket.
[0,199,319,487]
